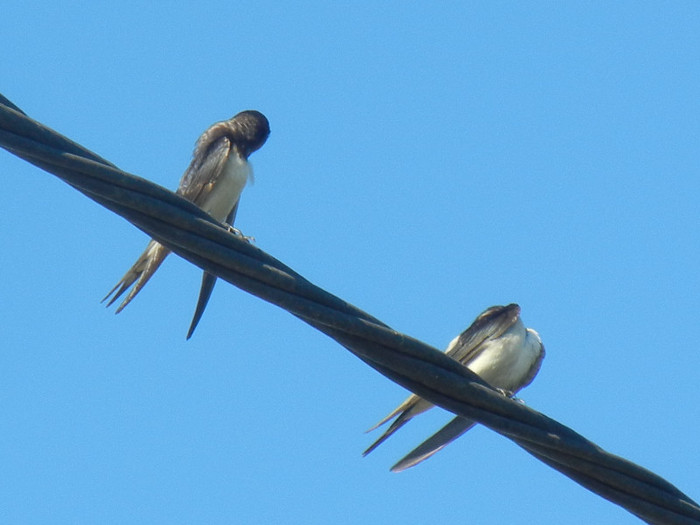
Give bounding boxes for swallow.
[103,110,270,338]
[364,303,544,470]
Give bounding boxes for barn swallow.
[103,111,270,338]
[364,303,544,470]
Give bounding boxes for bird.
[103,110,270,338]
[364,303,544,470]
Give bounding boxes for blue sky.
[1,3,699,524]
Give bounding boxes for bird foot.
[227,225,255,243]
[497,388,516,398]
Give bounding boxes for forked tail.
[102,240,170,313]
[363,410,414,457]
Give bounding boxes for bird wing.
[391,416,477,472]
[177,133,233,207]
[185,202,239,339]
[446,304,520,364]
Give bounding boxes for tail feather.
[362,412,411,456]
[103,240,170,312]
[363,410,414,457]
[364,395,436,456]
[365,406,405,434]
[365,394,420,433]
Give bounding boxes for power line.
[1,96,698,524]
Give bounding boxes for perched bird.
[103,111,270,338]
[364,303,544,470]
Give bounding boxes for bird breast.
[466,320,542,393]
[201,153,250,222]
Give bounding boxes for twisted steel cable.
[1,94,698,525]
